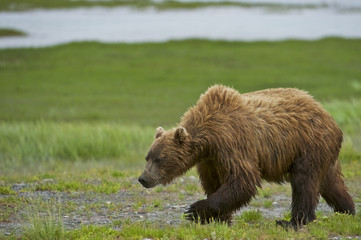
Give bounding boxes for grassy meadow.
[0,29,26,38]
[1,38,361,124]
[0,38,361,239]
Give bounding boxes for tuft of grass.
[117,221,240,240]
[0,186,15,195]
[0,28,26,37]
[309,212,361,237]
[263,200,273,208]
[258,187,271,198]
[0,195,22,222]
[35,179,124,194]
[67,225,119,240]
[111,170,125,178]
[22,199,65,240]
[281,211,292,222]
[239,209,263,223]
[184,183,201,195]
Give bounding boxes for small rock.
[12,183,27,191]
[4,232,10,236]
[189,176,197,180]
[41,179,54,184]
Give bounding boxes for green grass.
[63,211,361,239]
[238,209,263,223]
[0,0,325,12]
[1,38,361,239]
[1,38,361,125]
[0,28,26,38]
[0,186,15,195]
[22,199,65,240]
[0,97,359,170]
[18,208,354,239]
[0,123,153,167]
[0,161,360,239]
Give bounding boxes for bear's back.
[182,85,342,181]
[239,88,322,116]
[198,85,317,115]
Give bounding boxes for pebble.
[41,179,54,184]
[189,176,197,181]
[12,183,27,191]
[331,237,361,240]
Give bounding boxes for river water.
[0,3,360,48]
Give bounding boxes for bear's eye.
[154,157,162,163]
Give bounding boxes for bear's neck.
[179,108,215,159]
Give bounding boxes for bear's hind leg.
[288,159,321,229]
[320,162,355,215]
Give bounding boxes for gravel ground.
[0,176,352,237]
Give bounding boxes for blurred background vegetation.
[0,38,361,172]
[1,39,360,124]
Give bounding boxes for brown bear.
[138,85,355,229]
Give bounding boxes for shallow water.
[0,5,360,48]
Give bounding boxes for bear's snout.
[138,176,148,187]
[138,175,157,188]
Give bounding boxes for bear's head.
[138,126,194,188]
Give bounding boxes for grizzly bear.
[138,85,355,229]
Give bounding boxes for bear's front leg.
[185,169,261,225]
[185,199,231,224]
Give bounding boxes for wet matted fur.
[139,85,355,229]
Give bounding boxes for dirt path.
[1,176,342,237]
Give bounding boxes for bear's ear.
[155,127,165,139]
[174,126,188,144]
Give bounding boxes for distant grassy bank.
[1,38,361,125]
[0,0,324,12]
[0,28,26,37]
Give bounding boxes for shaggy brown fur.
[138,85,355,229]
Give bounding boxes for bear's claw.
[184,208,201,222]
[275,219,298,230]
[184,201,209,224]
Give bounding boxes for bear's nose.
[138,176,147,186]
